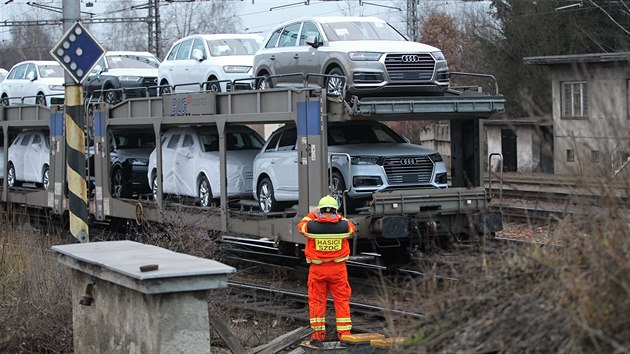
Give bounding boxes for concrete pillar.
[52,241,235,354]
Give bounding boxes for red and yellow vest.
[298,210,356,264]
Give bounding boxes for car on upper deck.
[158,33,263,94]
[0,68,8,83]
[0,61,64,106]
[147,125,265,207]
[83,51,161,104]
[253,16,449,97]
[253,120,448,213]
[7,129,50,189]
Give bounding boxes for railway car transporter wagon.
[0,72,505,266]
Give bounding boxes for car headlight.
[130,158,149,166]
[428,153,443,162]
[48,85,64,91]
[119,76,141,82]
[351,156,380,165]
[223,65,252,73]
[432,51,446,61]
[348,52,383,61]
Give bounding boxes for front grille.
[245,170,253,192]
[383,156,434,185]
[141,77,158,86]
[385,54,436,82]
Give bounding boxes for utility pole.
[406,0,419,42]
[147,0,161,58]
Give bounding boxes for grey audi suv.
[253,16,450,97]
[252,120,448,213]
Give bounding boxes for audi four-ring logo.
[400,158,418,166]
[401,55,421,63]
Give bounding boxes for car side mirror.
[192,49,205,62]
[91,65,103,75]
[31,142,41,152]
[306,35,321,48]
[26,71,36,81]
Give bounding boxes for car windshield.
[207,38,261,56]
[199,130,264,152]
[328,123,405,145]
[322,21,406,41]
[113,133,155,149]
[106,55,160,69]
[38,65,64,78]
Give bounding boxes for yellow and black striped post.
[65,85,89,243]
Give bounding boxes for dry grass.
[385,188,630,353]
[0,209,72,353]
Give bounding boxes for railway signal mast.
[50,0,105,243]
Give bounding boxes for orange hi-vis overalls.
[298,210,356,341]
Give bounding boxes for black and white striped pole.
[51,1,105,243]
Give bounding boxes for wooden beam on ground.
[247,326,313,354]
[210,313,246,354]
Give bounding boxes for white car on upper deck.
[0,61,64,106]
[158,33,263,94]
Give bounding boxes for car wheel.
[159,82,172,95]
[104,88,119,104]
[206,79,221,92]
[1,95,8,107]
[151,172,159,201]
[330,171,354,214]
[258,177,282,213]
[7,163,21,187]
[36,93,47,106]
[111,168,128,198]
[326,68,345,97]
[42,166,50,190]
[256,74,272,90]
[198,175,212,207]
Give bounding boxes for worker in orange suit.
[298,195,356,344]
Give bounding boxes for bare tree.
[0,9,60,69]
[160,1,242,54]
[96,3,147,52]
[335,0,366,16]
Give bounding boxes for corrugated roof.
[523,52,630,65]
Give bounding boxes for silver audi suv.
[253,16,450,97]
[252,120,448,213]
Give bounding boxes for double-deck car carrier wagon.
[0,75,505,263]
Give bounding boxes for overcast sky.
[0,0,484,47]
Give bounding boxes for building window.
[567,149,575,162]
[591,150,600,163]
[562,82,588,118]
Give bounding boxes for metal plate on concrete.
[52,240,235,280]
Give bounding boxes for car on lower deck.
[83,51,161,104]
[7,129,50,189]
[148,125,265,207]
[108,130,154,198]
[0,146,4,182]
[253,120,448,213]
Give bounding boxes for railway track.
[485,172,629,224]
[214,279,423,335]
